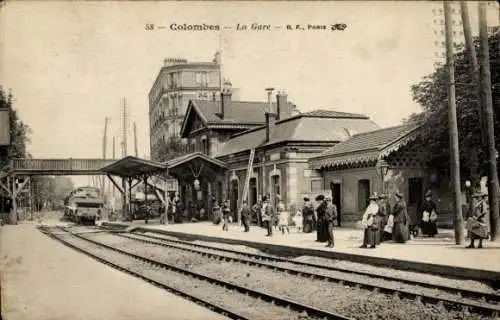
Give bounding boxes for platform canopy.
[166,152,227,180]
[100,156,167,178]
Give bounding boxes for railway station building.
[163,84,381,221]
[308,123,461,228]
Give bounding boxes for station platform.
[100,220,500,283]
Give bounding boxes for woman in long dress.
[466,193,490,248]
[420,190,438,237]
[392,191,409,243]
[302,197,315,233]
[360,194,380,248]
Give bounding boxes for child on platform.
[293,210,303,233]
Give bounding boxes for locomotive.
[64,186,105,224]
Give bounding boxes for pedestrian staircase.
[238,148,255,223]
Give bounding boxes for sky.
[1,1,499,186]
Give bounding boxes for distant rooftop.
[216,110,380,157]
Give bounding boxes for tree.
[410,28,499,185]
[0,87,32,169]
[155,135,187,162]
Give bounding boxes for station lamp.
[376,159,389,193]
[193,178,200,191]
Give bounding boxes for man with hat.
[251,196,263,227]
[360,193,380,248]
[466,193,490,248]
[315,194,328,242]
[261,196,275,236]
[302,196,315,233]
[240,199,251,232]
[420,190,438,237]
[392,191,410,243]
[324,195,337,247]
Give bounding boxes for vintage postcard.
[1,1,499,319]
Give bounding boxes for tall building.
[149,53,237,161]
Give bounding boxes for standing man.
[261,196,274,236]
[251,197,263,227]
[315,195,328,242]
[240,199,251,232]
[324,196,337,248]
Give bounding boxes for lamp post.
[376,159,390,194]
[465,180,472,220]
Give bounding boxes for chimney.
[265,88,277,143]
[276,91,288,121]
[220,80,232,119]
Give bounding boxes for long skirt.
[316,220,328,242]
[362,228,376,246]
[421,221,438,236]
[393,222,408,243]
[303,219,314,233]
[375,216,385,244]
[466,219,489,239]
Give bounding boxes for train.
[64,186,105,224]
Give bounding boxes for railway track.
[39,226,353,320]
[111,230,500,318]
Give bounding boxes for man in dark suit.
[324,196,337,247]
[240,199,251,232]
[262,196,275,236]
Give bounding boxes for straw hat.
[369,193,379,200]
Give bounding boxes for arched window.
[201,136,209,155]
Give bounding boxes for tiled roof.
[192,100,293,124]
[215,112,380,157]
[308,123,422,169]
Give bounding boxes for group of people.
[359,191,410,249]
[358,190,444,249]
[211,194,297,236]
[206,188,491,250]
[248,195,290,236]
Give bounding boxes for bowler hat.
[425,190,432,198]
[395,191,403,198]
[303,196,310,201]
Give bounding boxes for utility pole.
[444,0,464,245]
[112,136,116,160]
[478,1,500,241]
[133,122,138,157]
[121,98,128,157]
[102,117,109,201]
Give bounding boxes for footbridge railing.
[11,158,117,175]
